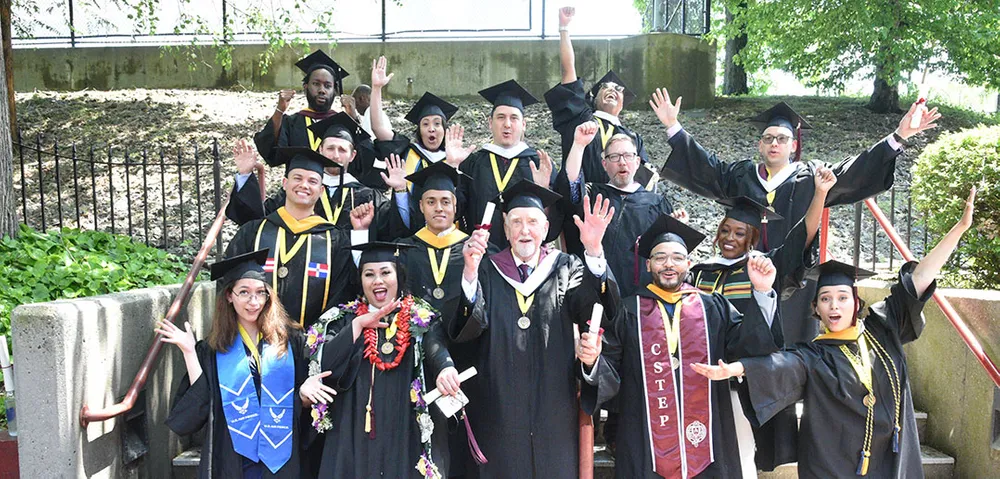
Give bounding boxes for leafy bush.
[912,125,1000,289]
[0,225,197,425]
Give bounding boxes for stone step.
[754,445,954,479]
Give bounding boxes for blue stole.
[217,338,296,473]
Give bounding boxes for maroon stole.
[637,283,713,478]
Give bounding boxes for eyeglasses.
[650,252,688,266]
[601,82,625,93]
[234,290,270,302]
[761,134,793,145]
[603,152,638,163]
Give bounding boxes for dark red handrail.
[80,199,230,427]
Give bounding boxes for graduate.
[224,147,371,328]
[693,187,977,478]
[228,113,410,240]
[557,120,681,298]
[651,92,941,343]
[455,80,560,250]
[254,50,349,166]
[589,215,782,478]
[314,242,459,478]
[544,6,657,190]
[448,180,620,478]
[160,249,334,478]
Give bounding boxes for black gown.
[661,129,902,343]
[165,331,309,479]
[318,300,454,478]
[740,261,932,478]
[224,209,359,328]
[590,287,780,478]
[555,178,675,298]
[543,80,656,189]
[375,133,459,235]
[457,147,560,250]
[447,248,621,478]
[225,173,408,241]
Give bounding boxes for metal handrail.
[861,199,1000,388]
[79,199,230,427]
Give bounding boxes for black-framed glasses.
[601,82,625,93]
[603,152,638,163]
[761,134,793,145]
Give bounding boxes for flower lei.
[361,296,414,370]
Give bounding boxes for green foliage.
[912,125,1000,289]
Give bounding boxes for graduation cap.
[809,260,876,292]
[589,70,636,109]
[493,179,562,213]
[211,249,270,286]
[479,80,539,113]
[635,214,707,258]
[352,241,419,268]
[295,50,349,94]
[405,92,459,126]
[307,111,371,145]
[749,102,813,162]
[405,160,470,195]
[718,196,783,230]
[275,147,341,177]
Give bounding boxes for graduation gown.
[740,261,932,479]
[318,299,454,478]
[661,129,901,343]
[447,248,621,479]
[224,209,359,328]
[165,331,309,479]
[555,179,675,298]
[544,80,656,189]
[376,134,466,235]
[457,147,560,250]
[225,173,408,241]
[590,287,780,478]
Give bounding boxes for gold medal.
[432,287,445,299]
[277,266,289,279]
[381,341,395,355]
[863,394,876,408]
[671,356,680,370]
[517,316,531,329]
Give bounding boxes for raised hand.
[670,208,690,224]
[558,6,575,27]
[277,89,295,112]
[232,138,259,175]
[445,124,477,167]
[746,253,776,293]
[956,186,976,232]
[380,153,408,192]
[341,94,359,122]
[462,229,490,282]
[649,87,682,129]
[896,101,941,139]
[574,193,615,258]
[530,149,555,187]
[691,359,744,381]
[299,370,337,407]
[371,56,394,89]
[350,202,375,230]
[436,366,462,397]
[814,165,837,194]
[156,319,197,355]
[354,300,400,331]
[574,121,598,146]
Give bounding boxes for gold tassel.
[365,405,372,433]
[857,451,871,476]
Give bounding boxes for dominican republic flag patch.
[307,262,329,278]
[263,258,277,273]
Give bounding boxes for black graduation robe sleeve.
[867,260,935,345]
[719,292,782,360]
[320,314,366,393]
[824,139,902,207]
[767,215,820,300]
[662,129,744,200]
[422,318,456,382]
[740,349,812,425]
[374,133,413,160]
[165,345,213,436]
[580,296,628,416]
[254,116,293,167]
[447,279,488,344]
[226,172,291,227]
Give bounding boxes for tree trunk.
[867,57,902,114]
[0,13,16,238]
[722,3,749,95]
[0,0,13,139]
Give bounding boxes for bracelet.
[891,130,905,144]
[393,188,408,193]
[559,26,569,32]
[275,107,285,114]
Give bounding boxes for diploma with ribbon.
[423,367,488,464]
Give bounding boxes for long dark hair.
[359,260,412,303]
[413,117,449,152]
[208,281,300,357]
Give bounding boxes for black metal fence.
[13,134,229,260]
[840,184,934,273]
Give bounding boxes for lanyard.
[655,300,681,356]
[489,153,520,192]
[304,117,322,151]
[428,247,450,287]
[597,118,615,148]
[237,324,263,368]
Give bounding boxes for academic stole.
[217,335,295,473]
[318,187,351,225]
[693,267,752,300]
[254,216,334,325]
[637,284,713,479]
[415,227,469,297]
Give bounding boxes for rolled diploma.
[589,303,603,335]
[480,202,496,227]
[423,367,478,405]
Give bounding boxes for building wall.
[12,35,716,108]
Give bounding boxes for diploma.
[478,202,496,229]
[588,304,603,335]
[423,367,478,418]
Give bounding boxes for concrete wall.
[12,35,716,108]
[858,281,1000,478]
[10,281,216,478]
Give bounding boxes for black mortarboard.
[493,180,561,212]
[635,214,707,258]
[352,242,419,267]
[405,92,459,125]
[405,160,470,195]
[749,102,813,133]
[809,260,876,292]
[211,249,270,286]
[718,196,784,229]
[479,80,539,113]
[589,70,637,108]
[275,147,340,177]
[307,111,371,145]
[295,50,349,93]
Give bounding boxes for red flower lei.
[361,296,414,371]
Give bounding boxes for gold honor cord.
[304,117,322,151]
[489,153,520,192]
[865,330,903,453]
[597,118,615,149]
[840,335,876,475]
[238,324,263,369]
[428,247,450,288]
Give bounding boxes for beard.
[651,268,685,291]
[608,171,634,189]
[512,240,538,261]
[306,90,332,112]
